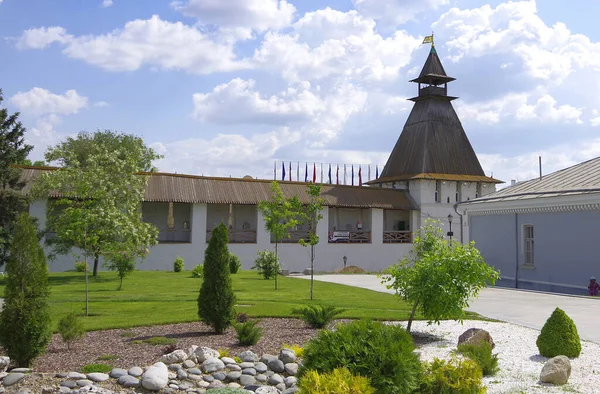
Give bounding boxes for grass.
[0,270,484,332]
[81,363,112,373]
[97,354,120,361]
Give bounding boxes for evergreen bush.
[298,367,375,394]
[229,253,241,274]
[198,223,236,334]
[457,342,499,376]
[233,320,262,346]
[419,358,486,394]
[291,304,346,328]
[191,264,203,278]
[0,213,52,367]
[298,320,421,394]
[536,307,581,358]
[173,256,184,272]
[58,312,86,350]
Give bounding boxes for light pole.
[447,214,454,245]
[343,255,347,269]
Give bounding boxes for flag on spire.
[358,166,362,186]
[328,164,332,184]
[281,161,286,181]
[351,165,354,186]
[422,34,433,44]
[313,163,316,183]
[305,162,308,182]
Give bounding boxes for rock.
[188,368,202,375]
[202,358,224,373]
[267,359,285,373]
[118,374,140,387]
[284,363,298,376]
[177,369,188,379]
[282,387,299,394]
[228,364,241,371]
[238,350,259,363]
[183,360,196,369]
[109,368,128,378]
[41,388,54,394]
[540,355,572,385]
[197,380,210,388]
[168,363,182,371]
[67,372,87,380]
[458,328,495,350]
[10,368,30,373]
[276,383,287,392]
[261,354,278,364]
[269,373,284,385]
[239,374,256,386]
[15,389,31,394]
[239,362,255,369]
[58,387,71,394]
[60,381,78,389]
[186,345,199,361]
[213,372,227,381]
[55,373,68,378]
[254,362,268,373]
[203,374,214,382]
[169,384,179,389]
[141,362,169,391]
[279,349,297,364]
[242,368,257,376]
[76,379,93,387]
[0,372,7,380]
[168,372,177,380]
[221,357,236,365]
[208,380,225,389]
[284,376,297,387]
[179,383,192,390]
[255,374,267,383]
[127,366,143,377]
[256,386,281,394]
[265,370,275,377]
[227,371,242,381]
[161,350,188,365]
[87,373,110,382]
[194,347,220,363]
[187,374,202,381]
[2,373,25,386]
[0,358,9,373]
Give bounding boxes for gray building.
[458,157,600,295]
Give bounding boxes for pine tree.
[0,89,33,268]
[198,223,236,334]
[0,213,52,367]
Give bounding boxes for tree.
[58,312,86,350]
[0,213,52,367]
[299,184,324,300]
[33,130,161,277]
[198,223,236,334]
[21,159,46,166]
[105,248,145,290]
[257,181,303,290]
[383,219,500,332]
[0,89,33,269]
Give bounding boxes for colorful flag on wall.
[359,166,362,186]
[281,161,286,181]
[313,163,316,183]
[305,162,308,182]
[328,164,332,184]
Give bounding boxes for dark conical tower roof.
[374,45,502,184]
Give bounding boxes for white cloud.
[17,15,250,74]
[10,88,88,116]
[353,0,449,28]
[101,0,113,7]
[172,0,296,39]
[93,101,109,108]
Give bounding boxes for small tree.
[383,219,500,332]
[299,184,324,300]
[0,213,52,367]
[104,248,144,290]
[258,181,303,290]
[58,312,86,350]
[198,223,236,334]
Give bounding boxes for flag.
[376,165,379,179]
[297,162,300,182]
[359,166,362,186]
[336,165,339,184]
[422,35,433,44]
[368,164,371,181]
[289,162,292,181]
[320,163,323,183]
[328,164,332,184]
[273,161,276,180]
[281,161,286,181]
[343,164,347,185]
[351,164,354,186]
[313,163,316,183]
[305,162,308,182]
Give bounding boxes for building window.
[524,225,534,266]
[456,182,462,202]
[434,181,441,203]
[475,182,481,198]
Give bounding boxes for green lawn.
[0,270,481,331]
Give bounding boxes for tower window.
[523,225,534,267]
[434,181,441,203]
[456,182,462,202]
[475,183,482,198]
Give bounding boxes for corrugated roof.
[410,47,455,84]
[17,167,417,210]
[372,173,502,184]
[462,156,600,204]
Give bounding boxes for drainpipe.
[515,212,519,289]
[453,203,464,243]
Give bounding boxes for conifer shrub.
[191,264,203,278]
[198,223,236,334]
[536,307,581,358]
[291,304,346,329]
[298,367,376,394]
[173,256,184,272]
[229,253,241,274]
[233,320,262,346]
[419,358,486,394]
[58,312,86,350]
[0,213,52,367]
[298,320,421,394]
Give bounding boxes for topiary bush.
[58,312,86,350]
[298,320,421,394]
[536,307,581,358]
[229,253,241,274]
[291,304,346,329]
[173,256,184,272]
[419,358,486,394]
[298,367,375,394]
[457,342,499,376]
[191,264,203,278]
[74,261,88,272]
[233,320,262,346]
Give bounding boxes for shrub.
[457,342,499,376]
[173,256,184,272]
[229,253,241,274]
[233,320,262,346]
[299,320,421,394]
[292,304,346,329]
[58,312,86,350]
[233,356,243,363]
[298,367,375,394]
[0,213,52,367]
[198,223,236,334]
[144,336,176,346]
[536,307,581,358]
[82,363,113,373]
[419,358,486,394]
[74,261,88,272]
[339,265,365,274]
[191,264,203,278]
[282,343,304,359]
[252,249,280,279]
[218,348,231,358]
[236,312,249,323]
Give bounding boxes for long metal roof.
[18,167,417,210]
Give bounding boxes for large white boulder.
[141,362,169,391]
[194,346,220,363]
[160,349,188,365]
[540,355,571,385]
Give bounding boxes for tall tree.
[198,223,236,334]
[34,130,160,277]
[0,89,33,268]
[0,213,52,367]
[299,184,324,300]
[257,181,303,290]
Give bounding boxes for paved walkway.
[295,275,600,344]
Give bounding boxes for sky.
[1,0,600,185]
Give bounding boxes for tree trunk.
[407,298,420,333]
[310,245,314,300]
[274,240,278,290]
[93,253,100,277]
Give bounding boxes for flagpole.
[368,164,371,181]
[273,161,276,180]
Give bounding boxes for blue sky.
[1,0,600,184]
